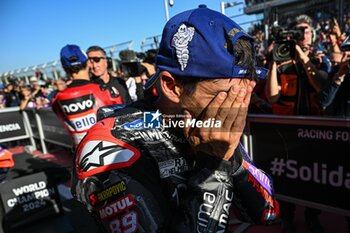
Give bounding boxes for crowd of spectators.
[0,77,54,110]
[244,11,350,117]
[1,11,349,115]
[0,48,156,111]
[1,11,349,116]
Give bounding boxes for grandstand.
[244,0,349,26]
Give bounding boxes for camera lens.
[273,40,297,62]
[276,43,290,59]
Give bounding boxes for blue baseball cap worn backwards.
[145,4,267,90]
[60,44,88,68]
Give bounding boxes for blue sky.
[0,0,258,75]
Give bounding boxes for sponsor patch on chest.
[158,157,189,178]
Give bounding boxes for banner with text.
[0,172,62,229]
[0,109,28,143]
[247,115,350,216]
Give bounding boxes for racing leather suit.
[52,80,124,148]
[72,100,279,233]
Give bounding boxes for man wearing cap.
[72,6,279,233]
[86,45,133,105]
[52,44,125,149]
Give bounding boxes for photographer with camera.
[86,45,132,105]
[119,49,146,102]
[266,14,328,115]
[265,14,329,233]
[119,49,157,102]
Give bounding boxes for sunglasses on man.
[88,57,106,63]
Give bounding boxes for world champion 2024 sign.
[246,115,350,216]
[0,172,62,229]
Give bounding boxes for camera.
[120,62,147,77]
[310,46,325,66]
[270,26,306,62]
[136,49,157,65]
[119,49,157,77]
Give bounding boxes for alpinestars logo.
[79,140,135,172]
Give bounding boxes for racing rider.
[72,6,279,233]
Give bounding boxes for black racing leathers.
[72,100,279,233]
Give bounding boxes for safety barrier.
[0,107,72,154]
[23,108,72,153]
[0,108,349,216]
[0,107,36,149]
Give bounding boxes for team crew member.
[73,6,279,233]
[52,44,124,148]
[86,45,133,105]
